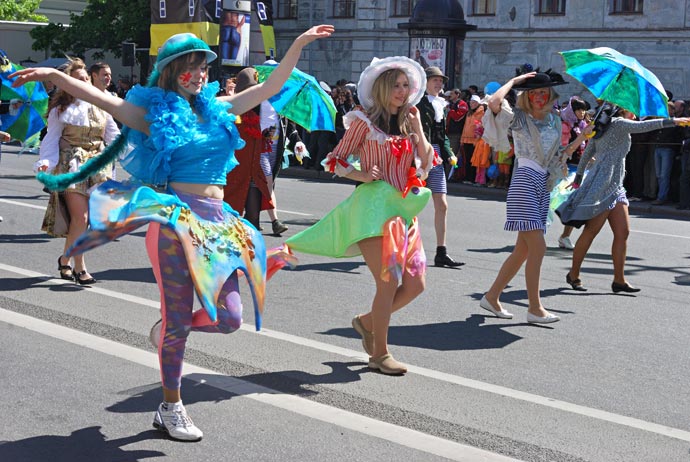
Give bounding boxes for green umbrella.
[255,64,336,132]
[1,63,49,142]
[560,47,668,118]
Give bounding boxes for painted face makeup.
[179,72,193,87]
[528,88,550,110]
[177,62,208,98]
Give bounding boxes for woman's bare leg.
[520,229,550,317]
[357,237,399,358]
[607,203,631,285]
[569,210,609,281]
[483,233,528,310]
[63,191,91,278]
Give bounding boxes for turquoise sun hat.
[155,33,217,72]
[147,33,217,87]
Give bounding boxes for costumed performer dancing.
[35,57,120,285]
[557,104,690,293]
[286,57,434,375]
[479,67,592,324]
[10,24,334,441]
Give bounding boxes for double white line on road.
[2,261,690,446]
[0,306,519,462]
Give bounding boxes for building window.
[391,0,417,17]
[536,0,565,15]
[472,0,496,15]
[276,0,297,19]
[333,0,355,18]
[610,0,643,14]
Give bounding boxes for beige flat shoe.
[352,315,374,355]
[368,354,407,375]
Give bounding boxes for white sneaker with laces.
[153,401,203,441]
[558,236,574,250]
[149,319,162,349]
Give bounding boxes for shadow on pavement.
[0,426,164,462]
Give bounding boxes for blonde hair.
[50,57,87,114]
[516,87,559,114]
[367,68,412,136]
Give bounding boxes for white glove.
[33,159,51,173]
[294,141,309,158]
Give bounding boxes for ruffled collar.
[194,81,238,130]
[125,82,244,186]
[343,110,390,144]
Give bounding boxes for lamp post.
[398,0,476,91]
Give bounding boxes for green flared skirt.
[286,180,431,257]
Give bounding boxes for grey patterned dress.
[557,117,674,226]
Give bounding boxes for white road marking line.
[278,209,313,216]
[0,197,313,217]
[2,262,690,443]
[631,229,690,239]
[0,198,46,210]
[0,307,519,462]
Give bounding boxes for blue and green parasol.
[559,47,669,118]
[1,51,49,143]
[255,64,336,132]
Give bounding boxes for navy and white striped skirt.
[425,144,447,194]
[504,166,549,233]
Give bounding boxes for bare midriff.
[169,182,224,199]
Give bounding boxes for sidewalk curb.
[279,166,690,221]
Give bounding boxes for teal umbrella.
[0,57,49,143]
[255,64,336,132]
[559,47,669,118]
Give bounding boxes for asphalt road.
[1,146,689,462]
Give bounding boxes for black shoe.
[566,272,587,291]
[611,282,640,293]
[74,270,97,285]
[58,256,73,281]
[271,220,288,235]
[434,253,465,268]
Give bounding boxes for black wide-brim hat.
[513,71,568,91]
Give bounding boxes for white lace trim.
[343,110,389,144]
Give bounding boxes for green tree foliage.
[0,0,48,22]
[30,0,150,61]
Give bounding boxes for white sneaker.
[558,236,574,250]
[149,319,162,349]
[153,401,203,441]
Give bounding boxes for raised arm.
[487,72,536,115]
[224,24,334,115]
[10,67,149,134]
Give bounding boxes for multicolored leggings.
[145,192,243,390]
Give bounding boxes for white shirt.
[36,100,119,172]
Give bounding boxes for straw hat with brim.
[425,66,448,83]
[357,56,426,111]
[235,68,259,93]
[155,33,217,72]
[512,71,567,90]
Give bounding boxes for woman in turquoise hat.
[11,24,333,442]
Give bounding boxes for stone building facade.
[269,0,690,99]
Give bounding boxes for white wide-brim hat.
[357,56,426,111]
